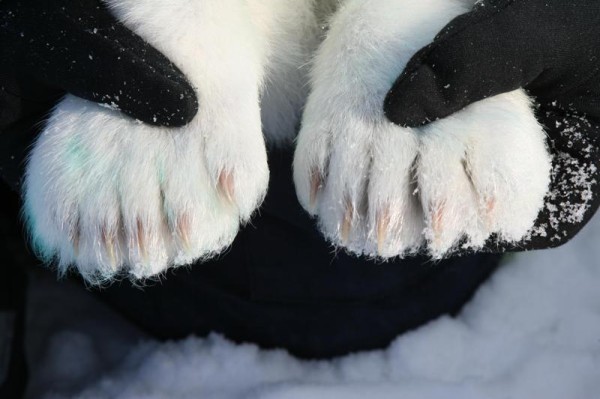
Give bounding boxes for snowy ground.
[26,213,600,399]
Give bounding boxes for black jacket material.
[0,185,27,398]
[93,149,502,359]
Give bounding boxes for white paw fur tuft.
[294,0,552,259]
[24,0,292,282]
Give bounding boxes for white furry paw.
[293,0,552,259]
[22,0,272,283]
[24,94,268,283]
[295,91,551,259]
[294,109,424,258]
[416,91,551,257]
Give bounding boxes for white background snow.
[25,212,600,399]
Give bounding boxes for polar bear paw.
[24,95,268,283]
[295,89,551,259]
[293,0,551,259]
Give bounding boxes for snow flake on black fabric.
[526,110,600,244]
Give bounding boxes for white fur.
[293,0,552,258]
[24,0,318,282]
[247,0,320,146]
[25,0,553,282]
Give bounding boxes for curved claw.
[218,170,235,204]
[310,168,324,211]
[101,225,118,270]
[431,202,445,246]
[485,197,496,230]
[376,206,391,255]
[133,218,148,263]
[176,213,192,253]
[341,201,354,244]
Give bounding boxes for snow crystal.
[524,110,598,243]
[98,102,120,112]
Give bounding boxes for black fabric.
[93,149,503,359]
[0,0,198,126]
[0,184,28,399]
[384,0,600,252]
[0,0,199,188]
[384,0,600,126]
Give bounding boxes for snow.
[26,212,600,399]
